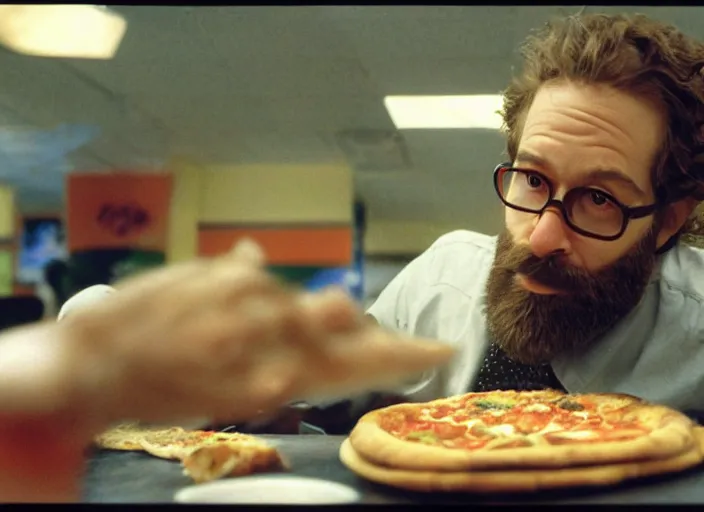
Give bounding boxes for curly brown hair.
[500,13,704,238]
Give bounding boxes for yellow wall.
[0,185,15,296]
[166,160,353,263]
[167,159,202,263]
[0,185,15,239]
[364,219,465,256]
[199,164,352,224]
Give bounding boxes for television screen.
[17,217,68,284]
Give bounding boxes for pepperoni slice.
[432,422,467,440]
[514,413,553,434]
[453,438,490,450]
[479,414,507,426]
[429,406,454,420]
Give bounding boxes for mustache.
[495,245,595,295]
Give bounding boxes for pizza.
[93,424,288,484]
[341,389,704,492]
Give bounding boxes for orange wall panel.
[198,225,352,266]
[67,173,173,252]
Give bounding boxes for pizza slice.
[181,441,288,484]
[138,428,288,483]
[93,424,287,483]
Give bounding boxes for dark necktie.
[472,342,566,393]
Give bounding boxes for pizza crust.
[182,443,288,484]
[339,428,704,493]
[349,399,697,471]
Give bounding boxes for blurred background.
[0,5,700,324]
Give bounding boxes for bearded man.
[364,12,704,413]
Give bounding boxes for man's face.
[485,81,667,364]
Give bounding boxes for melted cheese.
[524,403,551,413]
[463,419,483,429]
[571,411,590,420]
[550,430,599,440]
[536,422,565,435]
[486,424,515,437]
[418,411,483,431]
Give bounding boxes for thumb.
[229,238,266,267]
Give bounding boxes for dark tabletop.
[82,434,704,504]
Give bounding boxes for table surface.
[82,435,704,504]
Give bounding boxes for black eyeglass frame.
[493,163,661,242]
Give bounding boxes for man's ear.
[656,197,700,250]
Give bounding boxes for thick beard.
[484,229,657,365]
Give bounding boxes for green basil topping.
[473,400,514,410]
[556,399,585,411]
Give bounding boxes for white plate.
[174,475,361,504]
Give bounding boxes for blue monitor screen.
[17,218,67,284]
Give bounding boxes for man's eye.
[590,191,608,206]
[527,174,543,188]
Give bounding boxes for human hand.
[0,240,454,429]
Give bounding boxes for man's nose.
[528,209,572,258]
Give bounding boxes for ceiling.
[0,5,702,233]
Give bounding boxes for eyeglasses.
[493,163,660,241]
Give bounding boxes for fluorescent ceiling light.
[0,4,127,59]
[384,95,504,130]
